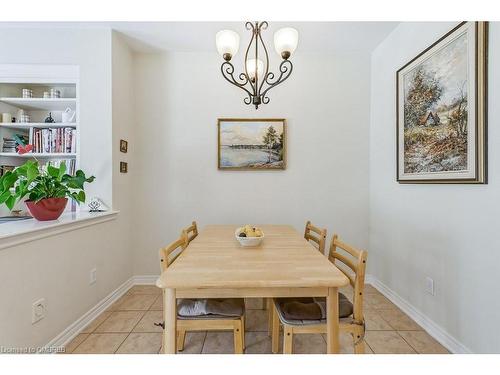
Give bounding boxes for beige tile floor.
[64,284,449,354]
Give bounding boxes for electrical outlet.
[89,268,97,285]
[425,277,435,296]
[32,298,46,324]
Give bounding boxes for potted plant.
[0,144,95,221]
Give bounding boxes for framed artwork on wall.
[396,22,488,184]
[120,139,128,153]
[217,118,286,170]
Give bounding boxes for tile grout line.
[66,333,88,354]
[199,331,208,354]
[113,310,148,354]
[364,341,375,354]
[112,290,158,353]
[395,331,419,354]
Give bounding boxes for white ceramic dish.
[235,227,264,247]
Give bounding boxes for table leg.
[163,288,176,354]
[326,287,340,354]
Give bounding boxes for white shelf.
[0,153,76,158]
[0,97,76,111]
[0,122,77,130]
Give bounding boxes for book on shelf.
[2,134,28,153]
[30,127,76,154]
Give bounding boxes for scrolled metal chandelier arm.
[220,61,253,105]
[260,59,293,104]
[217,21,296,109]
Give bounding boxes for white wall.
[0,28,135,347]
[369,22,500,353]
[132,51,371,275]
[112,31,135,241]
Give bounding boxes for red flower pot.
[25,198,68,221]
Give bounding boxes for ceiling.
[112,22,398,53]
[0,22,398,53]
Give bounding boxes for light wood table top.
[157,225,349,290]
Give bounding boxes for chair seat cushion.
[274,293,353,326]
[177,298,245,319]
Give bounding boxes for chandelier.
[216,22,298,109]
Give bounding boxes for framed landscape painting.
[397,22,487,184]
[218,119,286,170]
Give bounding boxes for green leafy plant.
[0,159,95,211]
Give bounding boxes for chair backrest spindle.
[181,221,199,249]
[328,234,368,323]
[304,220,327,254]
[159,236,188,272]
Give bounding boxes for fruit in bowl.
[235,225,264,247]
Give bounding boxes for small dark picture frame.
[120,162,128,173]
[120,139,128,153]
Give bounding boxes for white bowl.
[235,227,264,247]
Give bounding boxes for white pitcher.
[61,107,76,123]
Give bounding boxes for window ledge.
[0,210,119,251]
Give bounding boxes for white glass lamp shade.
[274,27,299,59]
[246,58,264,81]
[216,30,240,60]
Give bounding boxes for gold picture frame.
[217,118,287,170]
[396,22,488,184]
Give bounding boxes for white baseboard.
[366,274,471,354]
[44,277,134,351]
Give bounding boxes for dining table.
[156,224,350,354]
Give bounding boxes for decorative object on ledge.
[216,22,298,109]
[88,197,108,212]
[397,21,488,184]
[120,139,128,153]
[44,112,55,123]
[61,107,76,123]
[120,161,128,173]
[0,144,95,221]
[218,118,286,170]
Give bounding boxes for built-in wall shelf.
[0,97,76,111]
[0,66,80,184]
[0,122,77,130]
[0,152,77,158]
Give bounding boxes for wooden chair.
[266,221,328,336]
[270,234,368,354]
[159,234,246,354]
[181,221,198,249]
[304,220,327,254]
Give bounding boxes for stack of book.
[2,138,17,153]
[2,134,28,153]
[30,128,76,154]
